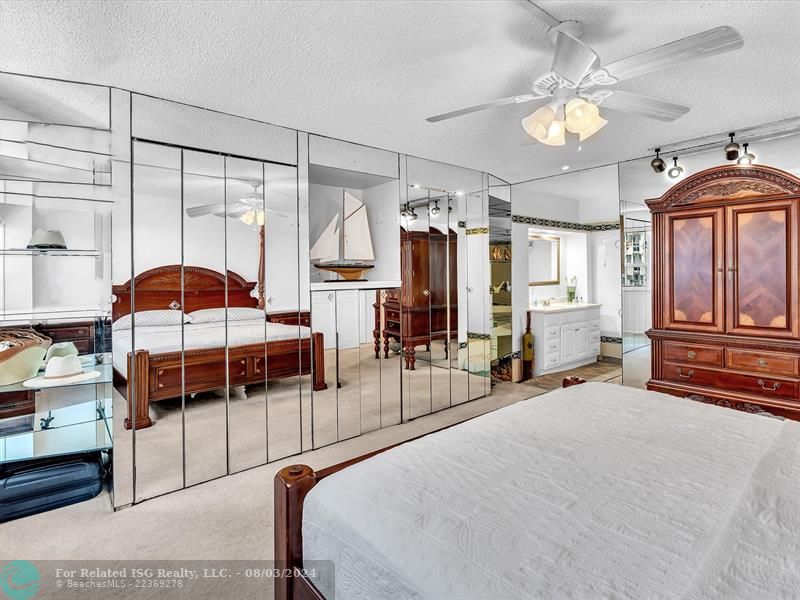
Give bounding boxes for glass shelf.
[0,397,112,464]
[0,362,112,394]
[0,248,101,257]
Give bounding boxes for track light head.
[724,132,740,161]
[650,148,666,173]
[737,142,755,165]
[430,200,441,216]
[667,156,684,179]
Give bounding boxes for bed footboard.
[125,349,153,430]
[274,466,324,600]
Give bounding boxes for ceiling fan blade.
[589,89,690,122]
[513,0,560,28]
[551,31,599,86]
[426,94,546,122]
[590,26,743,85]
[186,203,226,218]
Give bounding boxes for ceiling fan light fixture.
[564,98,599,133]
[578,115,607,141]
[737,142,755,165]
[724,132,740,161]
[650,148,666,173]
[538,119,566,146]
[667,156,684,179]
[521,105,556,140]
[240,210,256,226]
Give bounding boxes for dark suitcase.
[0,452,105,522]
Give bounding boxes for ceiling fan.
[185,181,288,226]
[426,1,744,146]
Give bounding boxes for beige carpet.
[112,345,490,505]
[1,382,539,598]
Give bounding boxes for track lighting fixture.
[667,156,683,179]
[407,206,418,222]
[724,132,740,161]
[737,142,756,165]
[430,200,441,216]
[650,148,666,174]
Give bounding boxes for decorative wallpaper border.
[512,215,620,231]
[466,227,489,235]
[601,336,623,344]
[467,332,491,340]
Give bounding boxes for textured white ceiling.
[1,0,797,183]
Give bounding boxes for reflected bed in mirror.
[111,266,327,430]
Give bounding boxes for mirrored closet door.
[125,141,302,502]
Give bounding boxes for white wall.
[589,229,622,337]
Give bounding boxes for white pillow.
[188,307,264,324]
[113,310,191,332]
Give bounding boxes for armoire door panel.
[664,208,725,333]
[726,200,798,338]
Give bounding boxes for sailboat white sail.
[310,189,375,280]
[344,192,374,261]
[309,214,340,263]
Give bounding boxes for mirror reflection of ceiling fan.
[426,1,744,146]
[185,181,288,226]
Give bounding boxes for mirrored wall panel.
[117,137,304,502]
[0,74,113,500]
[510,164,622,392]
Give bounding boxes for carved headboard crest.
[646,165,800,212]
[111,265,258,321]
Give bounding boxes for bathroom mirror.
[528,234,560,286]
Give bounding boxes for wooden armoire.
[646,164,800,420]
[375,228,457,369]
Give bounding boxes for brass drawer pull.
[687,351,696,359]
[757,358,767,367]
[757,379,781,391]
[677,368,694,378]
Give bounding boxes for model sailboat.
[310,190,375,281]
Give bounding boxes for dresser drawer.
[38,325,92,341]
[545,326,560,341]
[663,363,798,401]
[726,349,799,377]
[385,308,401,322]
[663,342,724,367]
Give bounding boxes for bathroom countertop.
[529,302,602,314]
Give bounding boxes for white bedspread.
[112,319,310,376]
[303,382,800,600]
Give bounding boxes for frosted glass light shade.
[539,120,566,146]
[565,98,600,133]
[578,115,607,141]
[521,105,556,140]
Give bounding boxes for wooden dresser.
[266,310,311,327]
[646,164,800,420]
[375,228,457,369]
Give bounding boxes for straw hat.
[0,329,51,385]
[44,341,79,362]
[26,228,67,249]
[23,354,100,388]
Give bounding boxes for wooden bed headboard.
[112,265,258,321]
